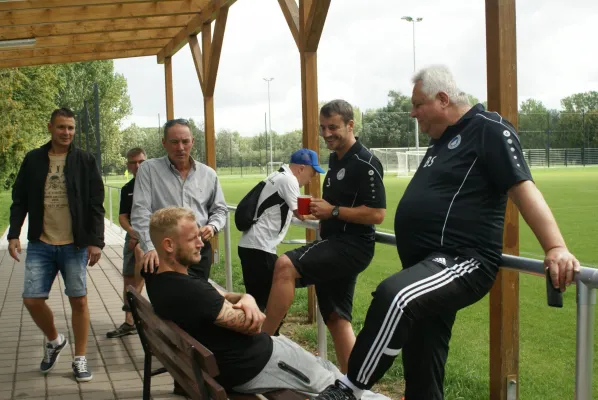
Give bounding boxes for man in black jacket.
[7,108,105,383]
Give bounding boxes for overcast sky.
[114,0,598,136]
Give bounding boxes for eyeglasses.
[164,118,189,130]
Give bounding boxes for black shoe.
[316,380,358,400]
[106,323,137,338]
[72,357,93,382]
[40,335,68,374]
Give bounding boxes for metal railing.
[223,205,597,399]
[104,184,124,234]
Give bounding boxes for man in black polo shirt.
[145,207,389,399]
[262,99,386,373]
[106,147,146,338]
[316,65,580,400]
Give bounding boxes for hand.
[232,294,265,334]
[127,236,139,250]
[199,225,215,241]
[87,245,102,266]
[142,250,159,274]
[309,198,334,220]
[545,246,580,292]
[8,239,21,262]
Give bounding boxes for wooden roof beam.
[156,0,235,64]
[0,1,202,28]
[188,35,205,92]
[0,16,191,41]
[0,40,168,61]
[204,5,228,96]
[278,0,300,49]
[0,0,185,11]
[7,28,181,49]
[0,48,159,69]
[303,0,330,52]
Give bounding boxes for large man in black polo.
[316,65,580,400]
[262,99,386,373]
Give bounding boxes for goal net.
[266,161,283,173]
[396,150,427,177]
[370,148,426,177]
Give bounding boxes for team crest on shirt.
[448,134,461,150]
[337,168,346,180]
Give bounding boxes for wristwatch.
[331,206,340,219]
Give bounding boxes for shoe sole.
[106,330,137,339]
[75,374,93,382]
[40,338,68,374]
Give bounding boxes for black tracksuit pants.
[347,252,496,399]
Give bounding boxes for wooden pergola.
[0,1,520,398]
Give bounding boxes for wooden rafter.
[0,48,159,69]
[205,6,228,96]
[0,0,185,11]
[165,56,175,120]
[1,29,181,50]
[304,0,330,52]
[188,35,205,92]
[278,0,300,49]
[0,16,192,41]
[0,1,202,28]
[0,40,168,62]
[157,0,235,64]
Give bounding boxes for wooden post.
[485,1,520,399]
[164,56,174,120]
[279,0,330,323]
[188,7,229,263]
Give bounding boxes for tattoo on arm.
[214,300,250,333]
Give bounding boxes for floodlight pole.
[402,16,423,157]
[264,77,274,173]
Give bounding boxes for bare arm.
[310,199,385,225]
[508,180,580,290]
[214,297,264,335]
[118,214,136,238]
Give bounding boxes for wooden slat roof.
[0,0,235,68]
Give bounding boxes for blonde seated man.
[144,207,389,399]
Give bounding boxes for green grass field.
[98,167,598,399]
[3,167,597,398]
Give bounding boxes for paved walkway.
[0,220,180,400]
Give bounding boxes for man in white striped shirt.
[316,66,579,400]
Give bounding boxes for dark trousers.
[347,253,495,399]
[238,247,278,310]
[188,241,213,280]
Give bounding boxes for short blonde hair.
[149,207,196,249]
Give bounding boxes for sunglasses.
[164,118,190,130]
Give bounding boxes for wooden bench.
[126,286,306,400]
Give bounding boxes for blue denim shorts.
[23,241,88,298]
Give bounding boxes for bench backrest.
[127,286,227,400]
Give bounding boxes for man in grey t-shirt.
[131,118,227,279]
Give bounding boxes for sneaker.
[315,380,357,400]
[40,335,68,374]
[106,322,137,338]
[72,357,93,382]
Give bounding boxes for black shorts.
[238,247,278,311]
[285,234,374,323]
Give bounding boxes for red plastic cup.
[297,195,312,215]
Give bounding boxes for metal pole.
[315,227,327,360]
[264,78,274,170]
[94,83,102,174]
[108,186,113,226]
[84,102,90,153]
[264,112,268,175]
[118,188,123,234]
[575,281,595,399]
[224,212,233,292]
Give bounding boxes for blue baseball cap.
[289,148,326,174]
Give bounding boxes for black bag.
[234,181,267,232]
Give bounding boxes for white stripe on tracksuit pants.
[346,254,495,394]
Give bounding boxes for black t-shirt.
[119,178,135,217]
[320,140,386,240]
[394,104,533,276]
[145,272,273,389]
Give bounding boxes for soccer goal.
[266,161,283,173]
[396,150,427,177]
